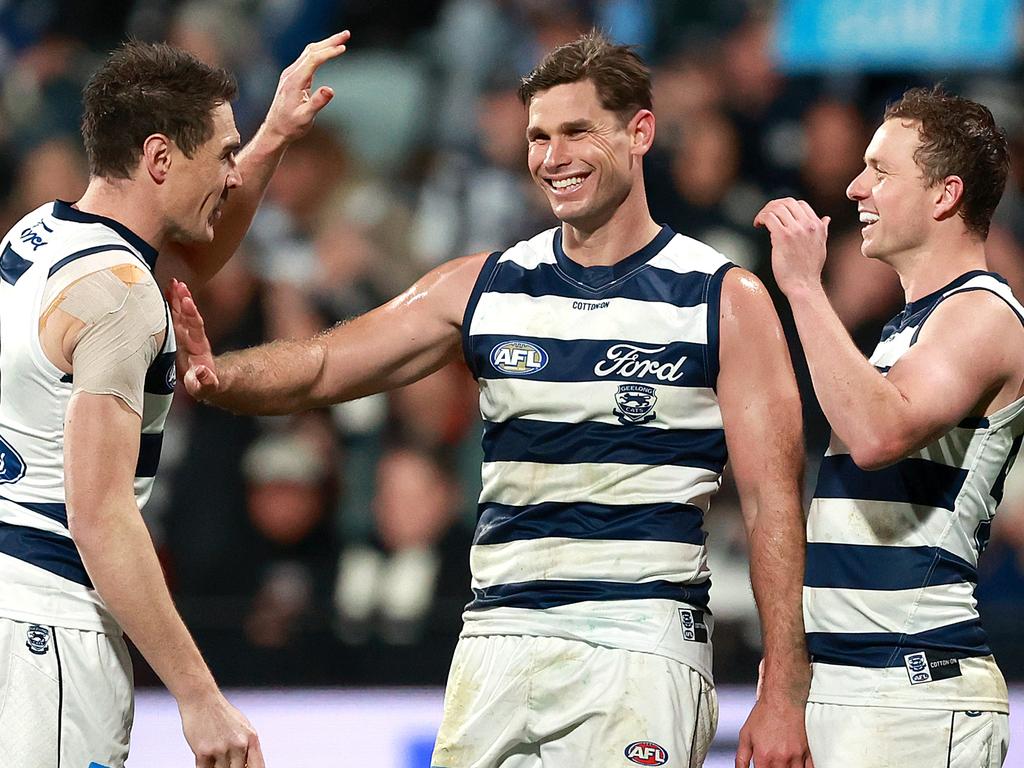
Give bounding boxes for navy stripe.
[51,200,158,269]
[487,258,713,307]
[0,493,68,527]
[475,501,707,545]
[704,262,734,391]
[144,352,176,395]
[467,578,711,611]
[0,521,91,587]
[48,245,138,277]
[990,434,1024,504]
[808,618,991,668]
[461,251,503,379]
[805,543,977,590]
[1,243,32,284]
[553,225,675,290]
[482,419,727,471]
[473,335,706,388]
[814,454,968,511]
[135,432,163,478]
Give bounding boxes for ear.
[142,134,173,184]
[629,109,655,157]
[933,174,964,222]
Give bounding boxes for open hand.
[168,278,221,401]
[263,30,351,144]
[754,198,830,298]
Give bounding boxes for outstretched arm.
[756,197,1024,469]
[156,31,350,289]
[171,252,488,414]
[718,269,811,768]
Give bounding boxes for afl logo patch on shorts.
[625,741,668,766]
[490,340,548,376]
[26,624,50,655]
[0,432,26,484]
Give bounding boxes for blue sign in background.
[776,0,1020,71]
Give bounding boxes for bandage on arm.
[48,266,166,417]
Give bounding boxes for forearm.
[788,283,908,459]
[208,335,331,414]
[72,500,217,703]
[747,482,810,704]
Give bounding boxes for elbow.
[847,436,904,471]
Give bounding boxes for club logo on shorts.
[0,432,26,485]
[613,383,657,425]
[25,624,50,655]
[904,650,962,685]
[166,361,177,391]
[490,340,548,376]
[678,608,709,643]
[625,741,668,766]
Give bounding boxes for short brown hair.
[884,86,1008,239]
[518,30,652,124]
[82,41,237,179]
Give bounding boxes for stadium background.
[1,0,1021,764]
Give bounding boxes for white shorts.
[431,634,718,768]
[806,701,1009,768]
[0,617,133,768]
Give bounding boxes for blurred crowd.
[3,0,1024,685]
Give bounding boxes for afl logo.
[625,741,668,766]
[490,340,548,376]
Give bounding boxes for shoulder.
[720,268,775,318]
[920,286,1024,353]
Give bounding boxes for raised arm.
[171,252,488,414]
[717,269,811,768]
[756,197,1024,469]
[156,31,350,289]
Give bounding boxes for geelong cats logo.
[614,383,657,425]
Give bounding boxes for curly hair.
[884,86,1008,239]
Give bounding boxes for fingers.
[735,730,752,768]
[285,30,350,85]
[755,198,824,231]
[308,85,335,112]
[246,736,266,768]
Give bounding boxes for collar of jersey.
[52,200,159,272]
[552,224,674,291]
[902,269,1006,317]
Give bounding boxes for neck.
[894,231,988,303]
[559,184,660,267]
[76,177,165,252]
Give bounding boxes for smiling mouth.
[546,174,589,194]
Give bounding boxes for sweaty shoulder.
[414,251,492,329]
[720,267,776,323]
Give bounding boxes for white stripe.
[869,325,916,368]
[808,498,980,566]
[647,235,729,276]
[804,582,980,635]
[470,537,708,588]
[480,460,721,510]
[0,499,70,535]
[479,379,723,431]
[500,231,557,269]
[471,292,708,345]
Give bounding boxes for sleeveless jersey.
[0,201,176,633]
[806,271,1020,712]
[460,225,735,681]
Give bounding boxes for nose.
[847,168,868,201]
[227,166,242,190]
[544,136,571,170]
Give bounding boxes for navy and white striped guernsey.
[460,225,735,681]
[806,271,1021,712]
[0,201,175,634]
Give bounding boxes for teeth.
[860,212,879,224]
[552,176,584,189]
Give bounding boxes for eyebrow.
[527,119,594,140]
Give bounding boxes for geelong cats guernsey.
[461,225,735,682]
[806,271,1021,712]
[0,201,176,633]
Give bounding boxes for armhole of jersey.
[460,250,504,379]
[704,261,737,392]
[909,285,1024,347]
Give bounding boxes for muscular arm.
[718,270,810,768]
[156,32,349,289]
[173,252,488,414]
